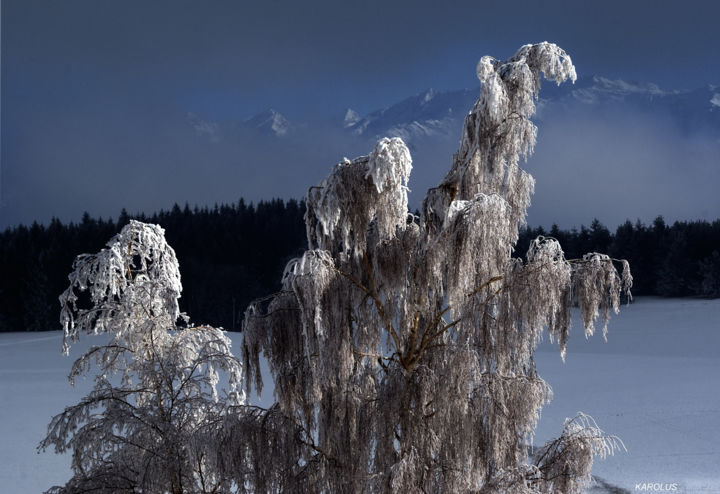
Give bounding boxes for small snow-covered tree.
[242,42,631,492]
[39,221,245,494]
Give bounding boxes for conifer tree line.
[516,216,720,298]
[1,203,719,333]
[0,199,307,333]
[2,205,719,334]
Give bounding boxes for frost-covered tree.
[39,221,245,494]
[242,42,631,493]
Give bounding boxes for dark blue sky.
[2,0,719,228]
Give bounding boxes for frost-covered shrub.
[40,221,245,494]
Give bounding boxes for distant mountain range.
[244,108,293,136]
[201,76,719,144]
[180,75,720,230]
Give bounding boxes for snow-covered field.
[534,298,720,493]
[1,297,718,493]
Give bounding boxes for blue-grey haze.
[2,0,719,229]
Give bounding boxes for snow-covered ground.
[534,298,720,493]
[1,297,718,493]
[0,332,95,493]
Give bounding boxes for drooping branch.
[236,42,629,494]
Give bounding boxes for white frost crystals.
[242,42,632,493]
[41,221,245,494]
[58,221,183,355]
[305,137,412,256]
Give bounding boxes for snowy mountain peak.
[568,76,669,105]
[344,87,478,141]
[589,75,666,96]
[186,112,221,142]
[422,89,436,104]
[344,108,361,128]
[245,109,291,136]
[338,77,719,146]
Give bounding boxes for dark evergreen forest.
[515,217,720,299]
[0,199,306,333]
[1,202,719,333]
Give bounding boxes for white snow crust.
[2,298,718,493]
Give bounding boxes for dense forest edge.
[1,201,719,333]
